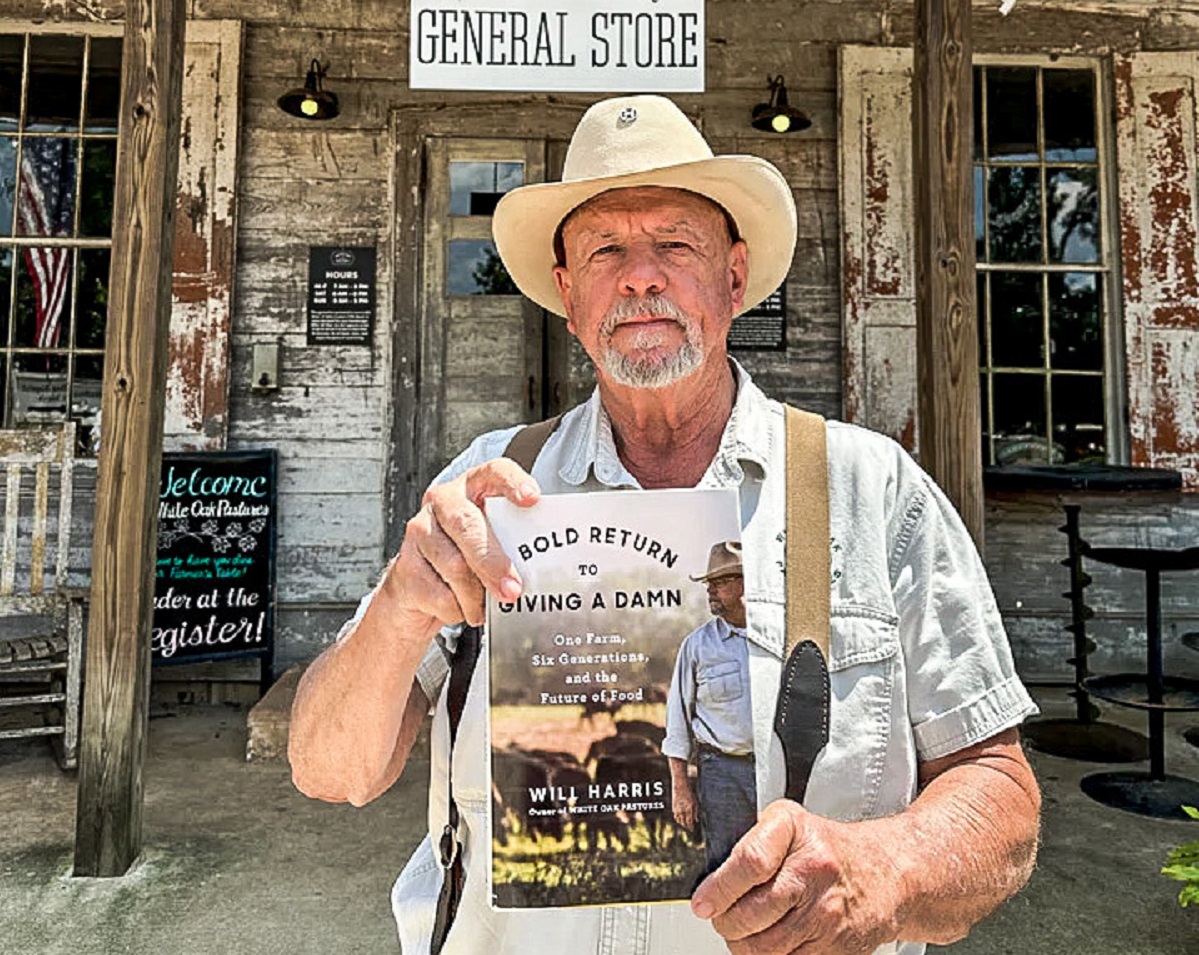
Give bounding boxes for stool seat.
[1182,632,1199,655]
[1083,546,1199,573]
[1081,673,1199,712]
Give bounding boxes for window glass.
[987,166,1042,263]
[11,352,68,426]
[991,372,1053,465]
[1052,374,1105,463]
[80,139,116,236]
[85,37,122,133]
[0,36,22,131]
[0,136,14,235]
[1,30,118,442]
[449,161,523,216]
[976,64,1108,466]
[1047,167,1099,263]
[1043,70,1096,162]
[14,245,74,347]
[24,35,84,132]
[448,240,518,295]
[989,272,1043,368]
[16,137,77,237]
[986,67,1038,161]
[76,248,108,349]
[1049,273,1102,371]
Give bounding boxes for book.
[485,487,755,909]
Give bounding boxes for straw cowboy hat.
[690,541,743,583]
[492,95,797,318]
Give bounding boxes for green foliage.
[1162,805,1199,907]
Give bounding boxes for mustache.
[598,294,693,336]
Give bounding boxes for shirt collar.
[557,359,774,489]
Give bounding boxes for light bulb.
[771,113,791,133]
[300,97,319,117]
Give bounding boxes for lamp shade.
[278,60,339,120]
[751,76,810,133]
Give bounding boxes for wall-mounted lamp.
[751,76,811,134]
[277,60,340,120]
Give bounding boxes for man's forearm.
[884,732,1041,943]
[691,729,1040,952]
[288,571,441,806]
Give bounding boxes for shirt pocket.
[698,660,743,705]
[805,607,900,822]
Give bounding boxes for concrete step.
[246,662,306,762]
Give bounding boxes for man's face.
[552,187,748,390]
[705,574,744,622]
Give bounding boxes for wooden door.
[421,137,547,470]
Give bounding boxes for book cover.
[485,488,756,909]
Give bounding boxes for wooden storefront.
[2,0,1197,691]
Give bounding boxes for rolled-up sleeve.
[891,472,1038,762]
[662,636,697,760]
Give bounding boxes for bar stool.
[1079,546,1199,819]
[1182,632,1199,749]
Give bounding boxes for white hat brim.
[492,155,797,318]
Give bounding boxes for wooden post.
[912,0,985,546]
[73,0,187,876]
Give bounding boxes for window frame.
[0,20,122,445]
[973,53,1128,466]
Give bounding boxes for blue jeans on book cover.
[697,747,757,876]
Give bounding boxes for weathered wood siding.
[11,0,1199,677]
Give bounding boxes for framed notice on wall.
[728,283,787,352]
[152,450,278,668]
[307,246,376,345]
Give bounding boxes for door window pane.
[449,161,523,216]
[24,36,84,132]
[1047,167,1099,263]
[987,166,1042,263]
[0,246,11,344]
[990,272,1043,368]
[71,353,103,451]
[1049,273,1102,371]
[448,240,518,295]
[986,67,1038,161]
[1044,70,1097,161]
[16,137,77,237]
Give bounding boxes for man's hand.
[689,800,901,955]
[673,776,699,832]
[384,458,541,629]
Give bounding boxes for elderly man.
[663,541,757,877]
[289,95,1040,955]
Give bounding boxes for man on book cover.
[663,541,756,877]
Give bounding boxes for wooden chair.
[0,422,86,769]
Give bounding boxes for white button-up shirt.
[662,617,754,759]
[345,364,1036,955]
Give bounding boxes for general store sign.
[409,0,704,92]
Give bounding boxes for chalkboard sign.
[152,450,278,667]
[729,283,787,352]
[307,246,376,345]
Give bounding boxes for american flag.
[17,144,71,349]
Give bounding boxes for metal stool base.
[1080,771,1199,819]
[1022,718,1149,763]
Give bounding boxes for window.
[974,62,1115,466]
[446,159,522,296]
[0,30,121,453]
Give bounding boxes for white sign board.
[410,0,704,92]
